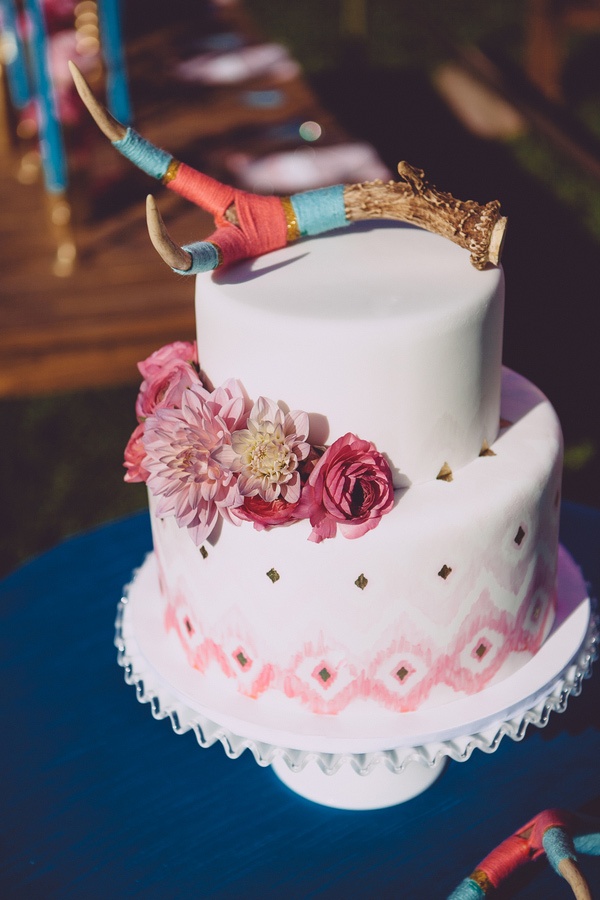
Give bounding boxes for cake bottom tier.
[149,368,563,715]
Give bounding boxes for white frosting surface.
[195,223,505,486]
[150,369,562,716]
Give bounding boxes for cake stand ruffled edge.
[114,589,598,779]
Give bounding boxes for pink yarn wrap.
[168,163,287,265]
[474,809,578,888]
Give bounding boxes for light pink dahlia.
[220,396,310,503]
[143,380,250,545]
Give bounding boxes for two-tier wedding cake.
[124,222,562,717]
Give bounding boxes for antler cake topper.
[69,61,506,273]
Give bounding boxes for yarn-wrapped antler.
[69,61,506,273]
[447,808,600,900]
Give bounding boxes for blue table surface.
[1,502,599,899]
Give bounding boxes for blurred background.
[1,0,600,576]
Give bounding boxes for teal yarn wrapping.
[113,128,172,180]
[290,184,347,236]
[574,832,600,856]
[543,827,577,873]
[172,242,220,275]
[446,878,486,900]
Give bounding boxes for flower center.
[242,428,292,482]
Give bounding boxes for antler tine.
[68,60,126,142]
[146,195,193,271]
[559,858,593,900]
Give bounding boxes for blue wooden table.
[1,503,599,899]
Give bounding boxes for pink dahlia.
[123,423,149,483]
[294,432,395,543]
[143,380,250,545]
[220,397,310,503]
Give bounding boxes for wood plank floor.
[0,17,341,398]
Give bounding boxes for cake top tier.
[196,223,504,487]
[210,222,501,323]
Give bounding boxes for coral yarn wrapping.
[168,163,287,266]
[167,163,236,219]
[474,810,578,888]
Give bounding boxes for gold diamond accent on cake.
[479,439,496,457]
[438,564,452,580]
[184,617,194,635]
[396,666,410,681]
[514,525,526,546]
[531,598,543,622]
[199,545,209,559]
[236,651,249,667]
[355,573,368,590]
[266,568,280,583]
[475,642,488,659]
[318,667,331,683]
[436,462,453,482]
[162,158,181,184]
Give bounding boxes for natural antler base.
[344,162,507,269]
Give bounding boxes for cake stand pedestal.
[115,546,597,811]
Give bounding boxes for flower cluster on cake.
[125,340,395,546]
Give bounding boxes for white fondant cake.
[197,223,505,487]
[133,223,562,717]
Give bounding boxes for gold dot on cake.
[355,573,368,590]
[235,650,249,668]
[199,545,209,559]
[438,564,452,580]
[266,567,280,583]
[475,641,488,659]
[436,462,453,482]
[318,667,332,683]
[396,666,409,681]
[514,526,526,546]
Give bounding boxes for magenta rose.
[137,341,198,381]
[136,358,202,420]
[123,423,149,483]
[235,495,301,531]
[294,433,394,543]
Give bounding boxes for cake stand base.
[271,755,447,809]
[116,545,597,810]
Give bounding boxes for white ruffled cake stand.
[115,545,597,810]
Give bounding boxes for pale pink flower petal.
[227,396,310,502]
[142,382,247,545]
